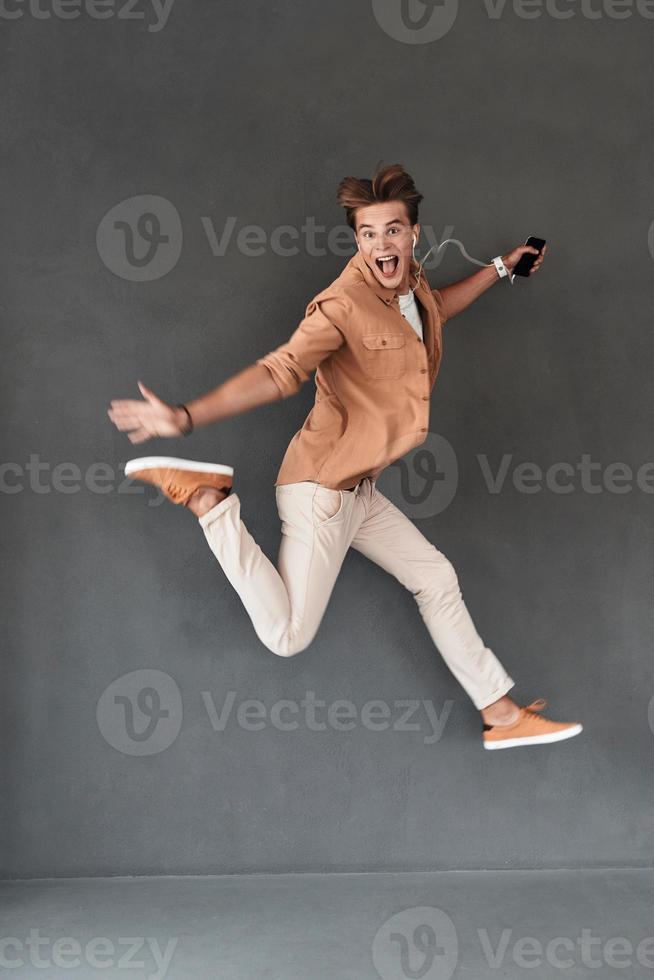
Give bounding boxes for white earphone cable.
[411,238,491,293]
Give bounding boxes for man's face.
[354,201,419,293]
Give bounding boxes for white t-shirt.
[398,290,423,340]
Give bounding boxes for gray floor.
[1,869,653,979]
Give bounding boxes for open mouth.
[375,254,400,278]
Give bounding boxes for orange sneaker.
[124,456,234,507]
[483,699,582,750]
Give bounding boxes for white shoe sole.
[124,456,234,477]
[483,723,583,750]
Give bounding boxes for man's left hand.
[502,242,548,275]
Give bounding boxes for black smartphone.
[513,236,546,277]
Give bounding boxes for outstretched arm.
[106,365,281,445]
[185,362,282,429]
[438,243,547,321]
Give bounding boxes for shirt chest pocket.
[361,333,407,380]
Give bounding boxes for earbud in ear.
[412,235,417,247]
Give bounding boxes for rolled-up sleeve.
[256,294,347,398]
[431,287,449,327]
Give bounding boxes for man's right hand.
[107,381,189,444]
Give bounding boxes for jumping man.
[107,163,582,750]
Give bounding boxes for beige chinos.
[199,475,515,711]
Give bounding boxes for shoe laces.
[525,698,547,713]
[166,481,194,505]
[522,698,549,724]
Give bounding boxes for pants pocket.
[312,485,344,527]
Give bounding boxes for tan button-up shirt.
[256,250,448,490]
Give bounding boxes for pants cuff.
[198,491,239,530]
[474,677,516,711]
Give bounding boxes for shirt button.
[420,368,427,374]
[420,427,427,432]
[422,395,428,401]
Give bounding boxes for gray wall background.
[2,0,654,878]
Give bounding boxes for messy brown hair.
[337,163,424,230]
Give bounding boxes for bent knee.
[417,553,461,601]
[440,557,460,591]
[263,633,313,658]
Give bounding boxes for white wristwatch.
[492,255,514,285]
